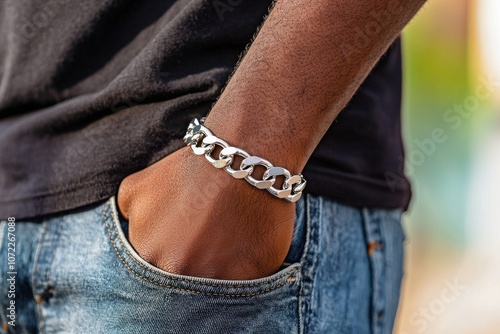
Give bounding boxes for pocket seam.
[104,200,300,297]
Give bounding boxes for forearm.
[205,0,426,172]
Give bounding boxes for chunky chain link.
[183,118,306,203]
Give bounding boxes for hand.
[117,147,296,280]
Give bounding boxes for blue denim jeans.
[0,195,404,333]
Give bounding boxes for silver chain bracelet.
[183,118,307,203]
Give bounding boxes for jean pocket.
[104,196,301,298]
[101,196,302,333]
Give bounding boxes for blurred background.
[396,0,500,333]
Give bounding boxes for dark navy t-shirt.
[0,0,410,219]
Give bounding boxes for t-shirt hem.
[0,180,121,220]
[302,167,412,211]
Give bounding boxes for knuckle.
[117,174,140,219]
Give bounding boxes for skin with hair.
[118,0,427,280]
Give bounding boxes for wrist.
[183,118,306,203]
[178,146,291,206]
[203,109,309,173]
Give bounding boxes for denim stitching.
[103,202,298,297]
[299,194,320,334]
[301,194,324,333]
[31,221,49,334]
[362,209,386,334]
[297,197,307,334]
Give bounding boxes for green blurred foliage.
[402,0,474,247]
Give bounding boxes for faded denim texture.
[0,195,404,333]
